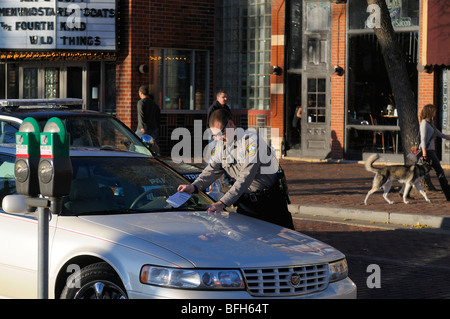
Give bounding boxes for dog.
[364,154,432,205]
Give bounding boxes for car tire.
[60,262,128,299]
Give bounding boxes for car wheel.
[61,262,128,299]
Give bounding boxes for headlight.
[140,265,244,290]
[328,259,348,283]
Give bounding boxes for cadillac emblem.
[290,272,302,287]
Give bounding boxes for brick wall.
[270,0,286,153]
[330,3,347,159]
[417,0,435,116]
[115,0,215,133]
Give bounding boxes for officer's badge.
[246,143,258,157]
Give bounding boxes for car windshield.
[61,156,213,216]
[0,115,152,156]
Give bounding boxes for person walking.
[420,103,450,201]
[178,109,294,229]
[136,85,160,144]
[206,90,233,186]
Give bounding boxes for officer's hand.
[207,201,225,214]
[177,184,195,194]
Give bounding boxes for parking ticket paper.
[166,192,192,208]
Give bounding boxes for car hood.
[79,211,344,268]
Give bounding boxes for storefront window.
[88,62,100,111]
[287,0,303,70]
[104,62,116,115]
[346,32,418,156]
[349,0,419,30]
[149,49,209,110]
[348,32,418,125]
[216,0,271,110]
[7,64,19,99]
[0,64,4,98]
[45,68,59,98]
[23,68,38,99]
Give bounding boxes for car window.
[2,115,152,155]
[0,121,20,144]
[64,117,151,155]
[62,156,212,216]
[0,154,16,206]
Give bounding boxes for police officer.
[177,109,294,229]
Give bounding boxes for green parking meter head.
[15,117,41,197]
[40,117,70,158]
[38,117,72,198]
[15,117,41,158]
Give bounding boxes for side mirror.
[2,195,28,214]
[141,134,160,155]
[141,134,154,145]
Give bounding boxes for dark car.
[0,98,209,187]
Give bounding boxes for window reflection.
[149,49,209,110]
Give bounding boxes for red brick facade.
[330,2,347,159]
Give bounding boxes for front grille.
[242,264,329,297]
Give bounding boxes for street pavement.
[281,157,450,298]
[281,157,450,229]
[293,217,450,299]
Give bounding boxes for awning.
[426,0,450,65]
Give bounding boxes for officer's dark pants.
[235,187,295,230]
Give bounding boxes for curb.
[282,156,450,169]
[288,204,450,230]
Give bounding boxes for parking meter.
[14,117,41,196]
[38,117,73,197]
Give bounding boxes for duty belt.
[243,186,276,202]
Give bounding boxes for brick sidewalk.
[280,158,450,218]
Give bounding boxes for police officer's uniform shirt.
[192,130,278,207]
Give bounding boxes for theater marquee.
[0,0,116,51]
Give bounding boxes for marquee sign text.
[0,0,116,51]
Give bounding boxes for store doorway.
[301,76,330,158]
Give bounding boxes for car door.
[0,152,57,298]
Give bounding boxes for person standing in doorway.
[136,85,160,144]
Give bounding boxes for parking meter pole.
[38,205,49,299]
[25,197,50,299]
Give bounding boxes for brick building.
[0,0,448,163]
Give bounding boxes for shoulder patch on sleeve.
[246,143,258,157]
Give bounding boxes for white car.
[0,146,356,299]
